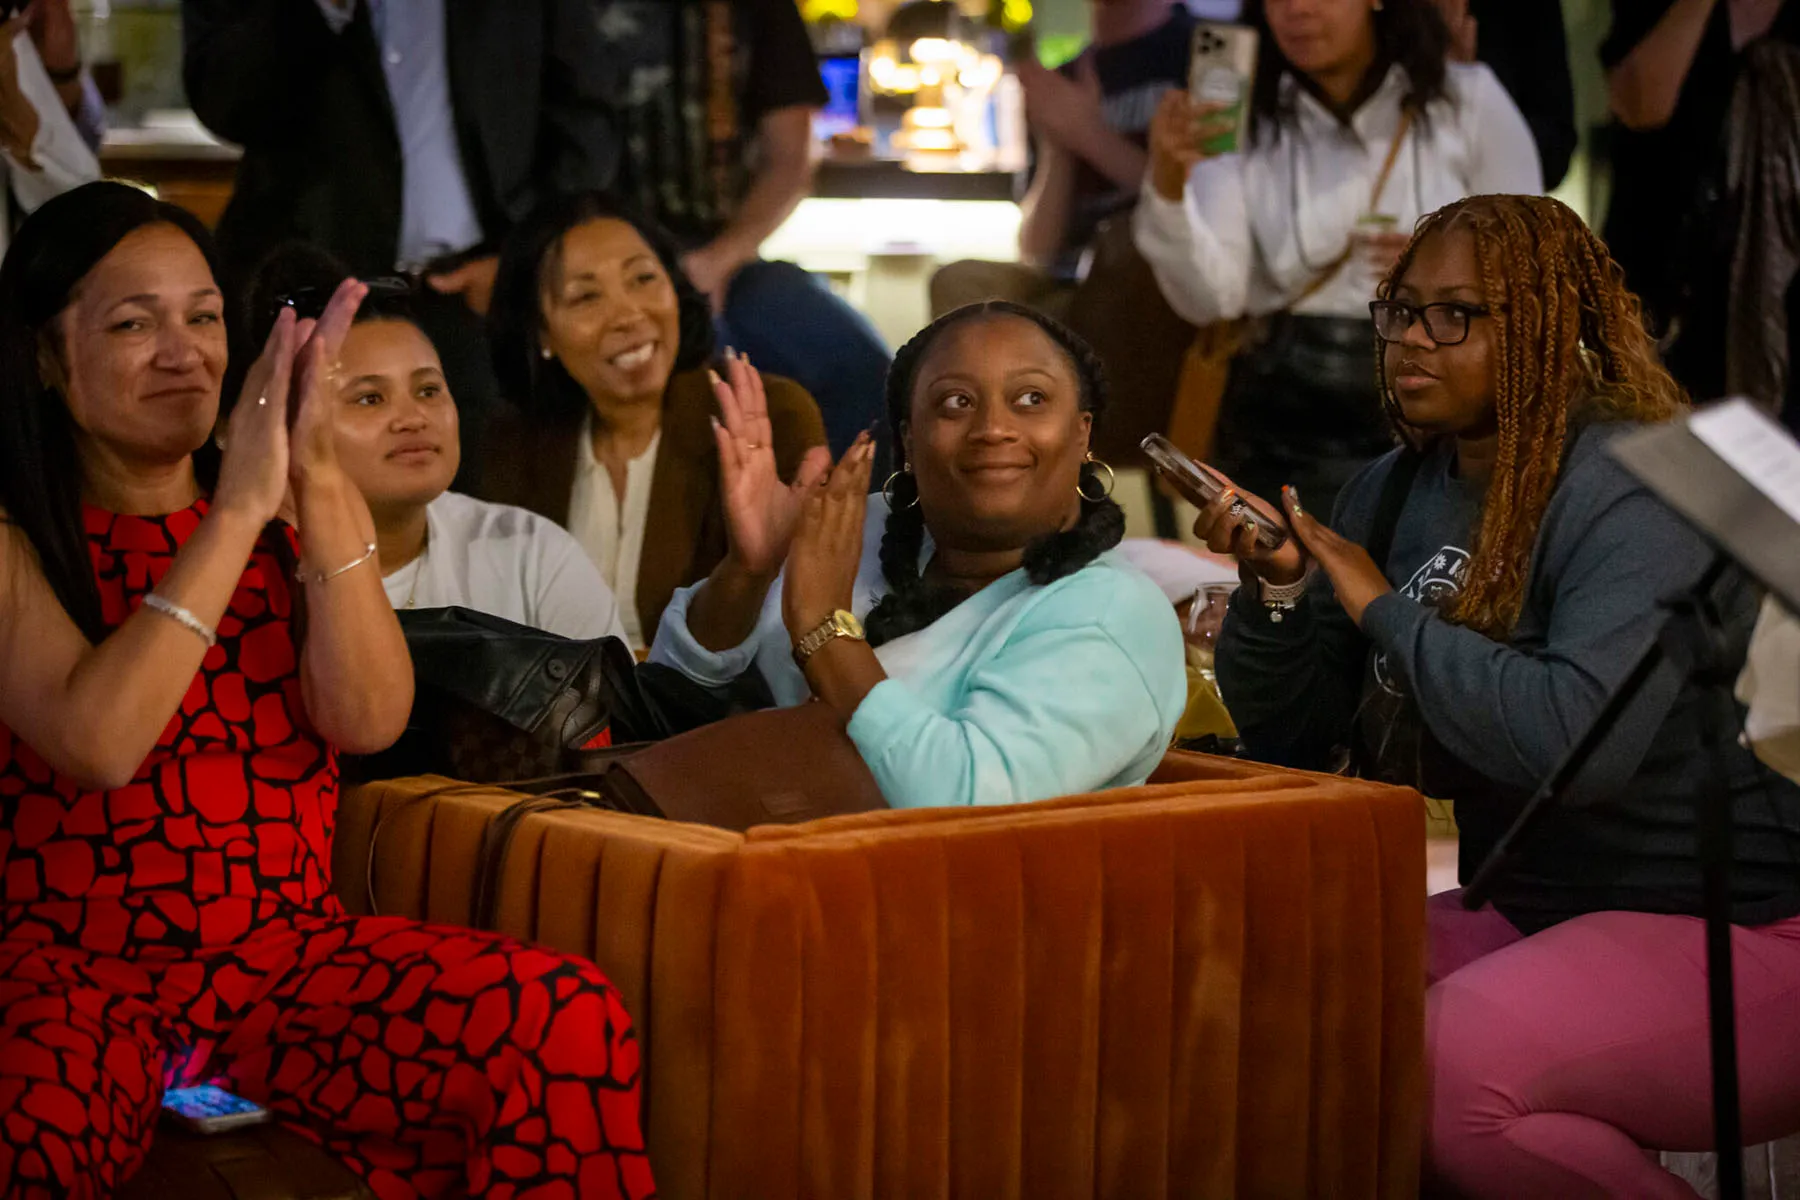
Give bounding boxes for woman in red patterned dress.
[0,182,655,1200]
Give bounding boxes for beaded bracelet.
[295,542,377,585]
[143,594,217,647]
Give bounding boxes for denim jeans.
[715,260,893,475]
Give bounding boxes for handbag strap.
[470,789,616,931]
[1291,107,1417,309]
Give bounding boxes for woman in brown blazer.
[483,193,826,647]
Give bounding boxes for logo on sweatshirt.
[1372,546,1469,696]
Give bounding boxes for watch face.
[833,610,865,639]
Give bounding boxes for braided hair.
[1376,195,1687,639]
[862,301,1125,649]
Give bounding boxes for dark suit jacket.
[183,0,619,284]
[1470,0,1577,191]
[477,368,827,641]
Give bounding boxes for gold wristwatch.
[793,609,865,667]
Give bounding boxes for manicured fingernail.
[723,346,738,361]
[1286,485,1304,515]
[708,369,722,386]
[709,415,721,430]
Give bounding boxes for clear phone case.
[1140,433,1289,551]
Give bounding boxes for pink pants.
[1425,891,1800,1198]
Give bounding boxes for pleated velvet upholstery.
[334,755,1425,1199]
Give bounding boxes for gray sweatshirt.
[1217,421,1800,932]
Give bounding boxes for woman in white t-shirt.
[246,248,628,644]
[1135,0,1541,520]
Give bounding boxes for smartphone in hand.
[161,1085,272,1135]
[1188,23,1258,156]
[1141,433,1290,551]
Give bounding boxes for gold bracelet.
[295,541,377,585]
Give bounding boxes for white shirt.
[566,419,662,649]
[0,34,100,257]
[1133,62,1543,326]
[381,491,628,643]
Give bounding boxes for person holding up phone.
[1199,193,1800,1197]
[1135,0,1539,522]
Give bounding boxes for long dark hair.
[862,302,1125,649]
[0,181,225,644]
[1241,0,1450,144]
[488,191,714,426]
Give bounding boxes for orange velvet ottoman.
[332,754,1426,1199]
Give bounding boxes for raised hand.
[288,276,369,492]
[783,433,878,641]
[212,306,301,526]
[1149,90,1235,202]
[709,349,832,579]
[1282,486,1392,627]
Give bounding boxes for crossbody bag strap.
[1291,107,1418,309]
[1365,445,1426,575]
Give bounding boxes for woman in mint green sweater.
[650,303,1186,809]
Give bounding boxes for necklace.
[401,529,430,609]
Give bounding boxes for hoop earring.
[882,469,919,511]
[1078,454,1115,503]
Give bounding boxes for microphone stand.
[1462,556,1746,1200]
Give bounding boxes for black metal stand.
[1462,556,1746,1200]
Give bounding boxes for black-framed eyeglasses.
[1369,299,1497,346]
[272,275,414,322]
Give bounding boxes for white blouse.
[1133,62,1543,326]
[381,492,628,644]
[565,419,662,649]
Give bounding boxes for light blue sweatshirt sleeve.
[846,568,1187,809]
[648,571,813,706]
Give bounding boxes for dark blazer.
[182,0,620,284]
[1470,0,1577,191]
[478,368,828,641]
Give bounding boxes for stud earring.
[539,345,553,361]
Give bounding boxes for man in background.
[182,0,619,486]
[593,0,890,462]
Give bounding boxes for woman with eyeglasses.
[1199,194,1800,1197]
[1137,0,1541,520]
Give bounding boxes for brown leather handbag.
[595,699,888,830]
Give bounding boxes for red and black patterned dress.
[0,502,655,1200]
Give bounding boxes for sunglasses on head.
[271,275,414,323]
